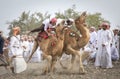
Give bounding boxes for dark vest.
[0,35,4,54]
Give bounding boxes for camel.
[28,12,90,74]
[59,12,90,73]
[28,22,68,74]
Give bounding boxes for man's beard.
[103,28,106,30]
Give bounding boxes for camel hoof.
[62,66,67,69]
[41,69,50,75]
[41,71,54,76]
[80,71,87,75]
[41,70,47,75]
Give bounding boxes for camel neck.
[76,24,89,38]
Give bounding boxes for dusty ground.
[0,59,120,79]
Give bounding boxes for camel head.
[75,11,87,25]
[55,24,68,40]
[56,23,64,33]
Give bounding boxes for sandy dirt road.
[0,59,120,79]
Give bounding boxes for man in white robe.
[112,29,119,53]
[110,44,119,61]
[9,27,27,74]
[22,37,30,60]
[89,27,97,48]
[95,23,113,68]
[88,27,97,57]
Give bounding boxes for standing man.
[89,27,97,51]
[0,31,8,66]
[112,29,119,55]
[9,27,27,74]
[95,23,113,68]
[118,30,120,55]
[88,27,97,61]
[0,31,5,57]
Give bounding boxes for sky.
[0,0,120,36]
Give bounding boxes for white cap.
[56,18,64,26]
[90,26,95,29]
[69,18,74,22]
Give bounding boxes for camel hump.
[81,11,87,16]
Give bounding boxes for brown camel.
[28,22,67,74]
[59,12,90,73]
[28,12,90,74]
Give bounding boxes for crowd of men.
[0,18,120,74]
[87,23,120,68]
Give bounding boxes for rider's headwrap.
[50,18,57,23]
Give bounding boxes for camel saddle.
[37,31,48,41]
[37,31,56,42]
[37,31,57,47]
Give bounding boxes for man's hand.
[47,32,51,36]
[12,55,16,58]
[96,47,98,50]
[102,44,105,47]
[0,54,4,58]
[23,46,26,49]
[26,31,31,35]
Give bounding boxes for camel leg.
[56,55,67,69]
[27,39,38,63]
[42,53,52,74]
[79,53,85,74]
[59,59,68,69]
[68,54,75,70]
[66,46,85,74]
[58,53,75,69]
[50,59,57,73]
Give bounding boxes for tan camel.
[60,12,90,73]
[28,22,67,74]
[28,12,90,74]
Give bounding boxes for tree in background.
[86,12,109,29]
[7,5,109,36]
[7,11,50,35]
[55,4,80,19]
